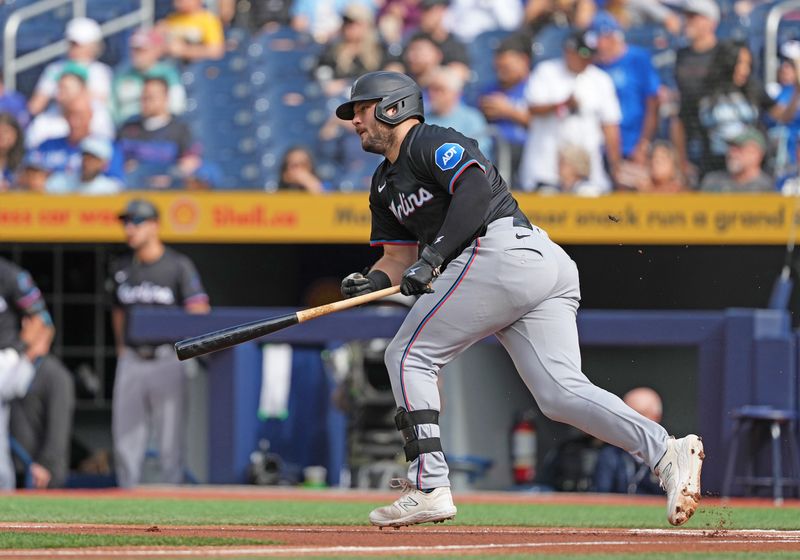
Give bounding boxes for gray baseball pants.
[383,217,669,490]
[112,346,186,488]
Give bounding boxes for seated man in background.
[118,76,201,189]
[46,136,123,195]
[30,95,123,180]
[158,0,225,62]
[0,257,73,489]
[111,28,186,126]
[700,127,774,193]
[26,63,114,150]
[592,387,664,494]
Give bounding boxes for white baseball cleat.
[655,434,705,526]
[369,478,457,528]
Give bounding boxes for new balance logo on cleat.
[369,479,457,528]
[397,497,419,511]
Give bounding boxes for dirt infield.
[2,524,800,557]
[3,488,800,558]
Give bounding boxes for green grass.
[0,532,277,549]
[0,495,797,530]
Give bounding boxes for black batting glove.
[341,269,391,298]
[400,245,444,296]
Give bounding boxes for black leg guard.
[394,407,443,462]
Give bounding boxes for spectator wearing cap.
[111,28,186,126]
[157,0,225,62]
[443,0,523,44]
[118,76,201,189]
[700,127,774,192]
[519,30,622,192]
[314,4,387,98]
[669,0,720,179]
[697,41,782,177]
[28,95,124,181]
[28,18,112,117]
[0,73,30,129]
[425,66,493,155]
[413,0,471,84]
[14,152,51,193]
[26,62,114,149]
[478,35,533,187]
[45,137,123,194]
[0,113,25,191]
[590,12,660,165]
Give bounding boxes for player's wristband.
[366,269,392,291]
[420,245,444,269]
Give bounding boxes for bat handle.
[296,285,401,322]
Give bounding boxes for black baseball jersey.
[108,247,208,312]
[369,123,523,262]
[0,257,52,350]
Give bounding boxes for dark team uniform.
[369,123,527,266]
[0,257,73,489]
[372,124,669,491]
[0,258,51,350]
[108,247,208,487]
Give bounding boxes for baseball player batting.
[337,71,704,528]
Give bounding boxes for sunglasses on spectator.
[118,216,154,225]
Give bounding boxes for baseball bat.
[174,285,401,361]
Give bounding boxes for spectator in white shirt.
[518,29,622,191]
[26,63,114,149]
[28,18,112,117]
[443,0,524,43]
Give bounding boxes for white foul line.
[2,539,800,557]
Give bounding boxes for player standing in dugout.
[108,199,210,488]
[337,70,704,528]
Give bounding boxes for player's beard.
[360,121,394,155]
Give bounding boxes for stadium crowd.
[0,0,797,194]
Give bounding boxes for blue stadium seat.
[532,24,570,65]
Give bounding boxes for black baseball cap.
[118,199,159,223]
[564,29,597,59]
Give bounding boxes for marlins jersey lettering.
[0,257,52,349]
[108,247,208,333]
[368,124,522,262]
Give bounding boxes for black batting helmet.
[335,71,425,125]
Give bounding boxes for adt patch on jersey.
[435,143,464,171]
